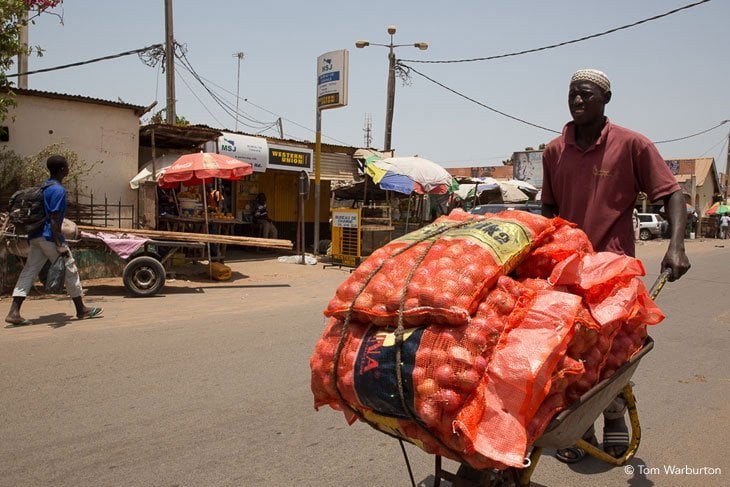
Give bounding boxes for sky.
[17,0,730,170]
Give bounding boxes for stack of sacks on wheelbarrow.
[310,209,663,470]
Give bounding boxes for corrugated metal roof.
[139,124,222,150]
[10,87,147,114]
[668,157,717,187]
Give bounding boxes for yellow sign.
[331,208,361,267]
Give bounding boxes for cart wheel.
[123,256,166,297]
[455,464,520,486]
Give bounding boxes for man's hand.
[56,246,70,258]
[661,247,690,281]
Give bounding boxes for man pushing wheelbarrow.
[540,68,690,463]
[309,68,691,487]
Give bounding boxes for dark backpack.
[7,182,56,235]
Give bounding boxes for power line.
[401,62,730,146]
[6,44,164,77]
[400,0,712,64]
[173,50,274,130]
[653,120,730,144]
[400,63,560,134]
[699,130,728,158]
[190,71,355,146]
[175,67,226,127]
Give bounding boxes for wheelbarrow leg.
[517,447,542,486]
[575,383,641,466]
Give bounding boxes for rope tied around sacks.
[330,218,481,463]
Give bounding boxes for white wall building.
[2,88,146,211]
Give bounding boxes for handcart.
[402,269,671,487]
[1,229,204,298]
[74,232,207,297]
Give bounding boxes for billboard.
[219,133,268,173]
[268,144,313,173]
[512,150,544,189]
[317,50,349,110]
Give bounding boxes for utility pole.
[725,130,730,201]
[17,12,28,89]
[277,118,284,138]
[164,0,176,125]
[233,51,245,131]
[356,26,428,152]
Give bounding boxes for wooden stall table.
[158,215,245,261]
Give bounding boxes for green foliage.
[1,1,63,121]
[149,108,190,126]
[0,142,101,196]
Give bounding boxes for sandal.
[77,307,103,320]
[555,434,599,464]
[4,318,32,328]
[603,418,630,458]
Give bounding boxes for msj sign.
[317,50,349,110]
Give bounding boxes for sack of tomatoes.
[311,210,664,470]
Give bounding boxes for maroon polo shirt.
[541,119,680,256]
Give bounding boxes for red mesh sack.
[312,277,584,470]
[599,322,648,381]
[514,222,593,280]
[324,209,557,327]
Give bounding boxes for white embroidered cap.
[570,69,611,93]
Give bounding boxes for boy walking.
[5,155,102,327]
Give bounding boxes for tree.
[0,1,63,121]
[149,109,190,126]
[0,143,101,197]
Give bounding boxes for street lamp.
[356,25,428,152]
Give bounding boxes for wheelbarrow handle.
[649,269,672,300]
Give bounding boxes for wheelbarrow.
[406,270,672,487]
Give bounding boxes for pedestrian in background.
[541,68,690,463]
[720,213,730,239]
[5,155,103,327]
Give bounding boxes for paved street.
[1,239,728,487]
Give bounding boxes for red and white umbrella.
[159,152,252,188]
[158,152,253,276]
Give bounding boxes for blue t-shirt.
[28,179,66,241]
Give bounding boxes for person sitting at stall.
[207,184,224,213]
[253,192,278,239]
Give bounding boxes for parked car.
[637,212,668,240]
[469,202,542,215]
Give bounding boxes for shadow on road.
[9,311,75,328]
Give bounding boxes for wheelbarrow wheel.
[123,255,166,297]
[455,464,522,486]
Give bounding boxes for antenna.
[363,113,373,147]
[233,51,245,131]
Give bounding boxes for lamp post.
[356,26,428,152]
